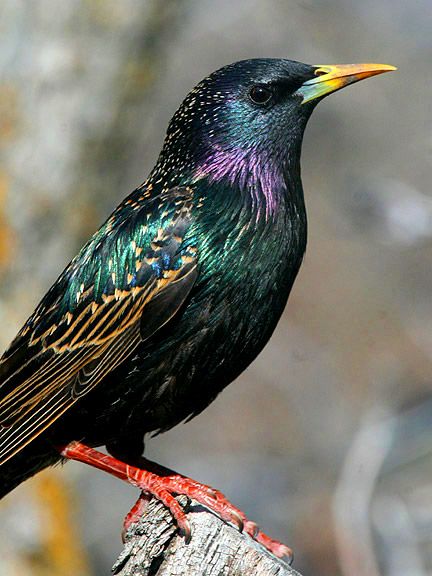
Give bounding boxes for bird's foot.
[59,441,293,562]
[123,481,292,562]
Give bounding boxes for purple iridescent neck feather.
[193,144,288,220]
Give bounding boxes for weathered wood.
[112,495,302,576]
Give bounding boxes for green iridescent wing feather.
[0,186,198,465]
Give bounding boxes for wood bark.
[112,495,303,576]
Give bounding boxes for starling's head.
[158,59,395,216]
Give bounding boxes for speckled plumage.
[0,58,394,497]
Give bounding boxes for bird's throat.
[193,145,295,221]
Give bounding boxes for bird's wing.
[0,186,198,465]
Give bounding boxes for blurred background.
[0,0,431,574]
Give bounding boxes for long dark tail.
[0,441,61,498]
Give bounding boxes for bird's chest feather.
[121,186,307,432]
[193,192,306,361]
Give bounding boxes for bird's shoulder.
[4,183,198,358]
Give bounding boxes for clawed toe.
[254,531,294,563]
[244,520,259,538]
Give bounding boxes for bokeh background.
[0,1,431,574]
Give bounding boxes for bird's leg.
[58,440,293,562]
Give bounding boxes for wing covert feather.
[0,186,198,465]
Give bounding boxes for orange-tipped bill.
[298,63,397,104]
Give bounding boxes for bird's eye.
[249,85,273,105]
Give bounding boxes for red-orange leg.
[59,440,293,562]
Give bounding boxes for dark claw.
[250,522,259,538]
[230,509,244,532]
[180,519,192,544]
[287,550,294,565]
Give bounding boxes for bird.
[0,58,395,559]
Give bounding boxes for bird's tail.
[0,441,61,498]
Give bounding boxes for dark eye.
[249,85,273,105]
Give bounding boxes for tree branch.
[112,495,303,576]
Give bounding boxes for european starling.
[0,59,395,558]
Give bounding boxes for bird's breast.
[133,197,308,431]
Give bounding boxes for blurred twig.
[333,406,396,576]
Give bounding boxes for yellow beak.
[298,63,397,104]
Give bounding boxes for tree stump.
[112,495,302,576]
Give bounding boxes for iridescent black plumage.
[0,58,394,497]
